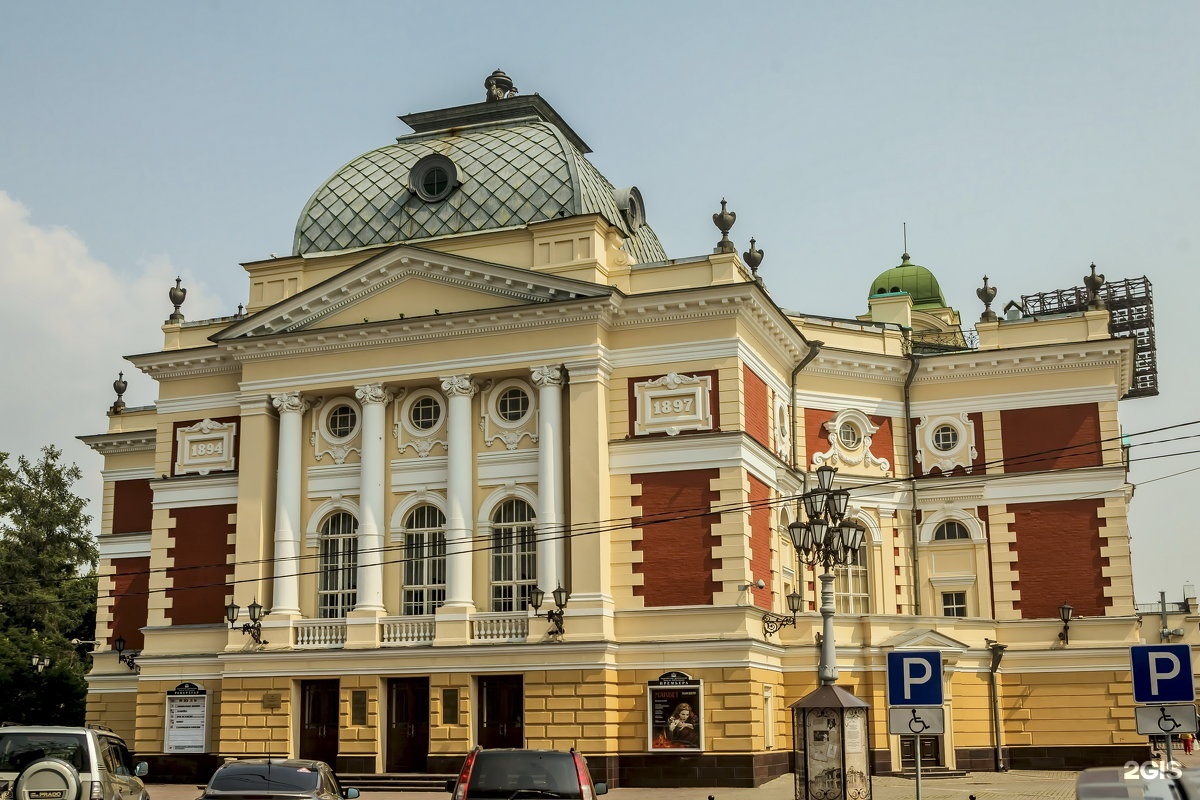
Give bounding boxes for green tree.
[0,446,97,724]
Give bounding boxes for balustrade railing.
[294,619,347,648]
[471,612,528,642]
[382,615,436,645]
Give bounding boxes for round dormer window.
[410,154,459,202]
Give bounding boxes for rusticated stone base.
[1008,744,1152,770]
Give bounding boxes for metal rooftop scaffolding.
[1021,276,1158,399]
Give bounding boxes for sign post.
[1130,644,1197,771]
[887,651,944,800]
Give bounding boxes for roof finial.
[111,372,127,415]
[902,222,910,262]
[168,277,187,323]
[1084,263,1106,310]
[977,275,998,323]
[743,238,764,275]
[712,199,737,254]
[484,69,518,102]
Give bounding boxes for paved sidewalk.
[146,749,1200,800]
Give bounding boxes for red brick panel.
[743,366,770,449]
[1000,404,1102,473]
[166,504,236,625]
[1011,499,1108,618]
[869,415,895,473]
[109,556,149,649]
[112,479,153,534]
[805,410,835,463]
[748,475,771,609]
[632,470,720,607]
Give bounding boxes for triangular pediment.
[878,628,970,652]
[214,244,612,341]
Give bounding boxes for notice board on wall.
[165,682,209,753]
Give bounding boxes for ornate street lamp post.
[785,464,871,800]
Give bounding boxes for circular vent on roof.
[409,154,460,202]
[614,186,646,231]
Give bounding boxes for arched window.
[402,505,447,615]
[490,498,537,612]
[933,520,972,541]
[318,511,357,618]
[835,544,870,614]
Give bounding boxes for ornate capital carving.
[440,374,477,398]
[271,392,310,415]
[355,383,393,406]
[530,365,564,388]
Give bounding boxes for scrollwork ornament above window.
[393,387,447,458]
[480,378,537,450]
[812,408,890,472]
[310,396,362,465]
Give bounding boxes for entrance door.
[299,680,340,764]
[478,675,523,749]
[899,735,941,768]
[386,678,430,772]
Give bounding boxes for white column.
[532,365,565,592]
[269,391,309,616]
[353,383,392,612]
[441,374,477,608]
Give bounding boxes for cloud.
[0,190,226,530]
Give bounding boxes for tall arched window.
[402,505,447,615]
[318,511,357,618]
[835,543,870,614]
[490,498,537,612]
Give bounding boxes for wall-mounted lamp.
[112,636,140,673]
[30,655,50,673]
[226,599,269,645]
[528,585,569,636]
[761,591,803,636]
[1058,603,1074,644]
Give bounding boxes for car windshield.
[0,733,90,773]
[467,752,583,799]
[210,764,320,792]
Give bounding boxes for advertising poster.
[648,672,703,751]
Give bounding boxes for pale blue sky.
[1,2,1196,603]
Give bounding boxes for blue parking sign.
[887,650,943,706]
[1131,644,1195,704]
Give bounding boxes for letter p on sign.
[887,650,944,707]
[1131,644,1195,704]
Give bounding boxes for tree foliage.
[0,446,97,724]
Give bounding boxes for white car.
[1076,764,1200,799]
[0,724,148,800]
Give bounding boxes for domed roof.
[868,254,948,309]
[294,86,666,264]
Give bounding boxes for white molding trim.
[156,392,242,415]
[610,433,779,486]
[101,467,157,482]
[99,532,152,560]
[152,475,239,508]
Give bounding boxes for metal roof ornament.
[977,275,998,322]
[484,69,518,102]
[111,372,127,415]
[168,277,187,323]
[1084,263,1107,310]
[743,237,764,275]
[713,199,737,254]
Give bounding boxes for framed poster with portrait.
[648,671,703,752]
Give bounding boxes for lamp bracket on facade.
[112,635,140,673]
[529,585,569,637]
[761,591,803,637]
[1058,603,1073,645]
[226,599,269,646]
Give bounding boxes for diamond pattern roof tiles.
[294,121,667,265]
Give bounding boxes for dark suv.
[446,748,607,800]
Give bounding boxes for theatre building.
[81,71,1169,787]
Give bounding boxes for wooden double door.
[478,675,524,749]
[899,735,942,768]
[387,678,431,772]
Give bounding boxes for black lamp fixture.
[30,655,50,673]
[226,598,269,645]
[528,584,569,636]
[781,465,864,686]
[1058,602,1074,644]
[762,591,804,635]
[112,635,139,673]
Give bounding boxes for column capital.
[531,364,564,388]
[440,374,477,398]
[271,391,312,415]
[355,382,394,406]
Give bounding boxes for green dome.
[868,254,947,309]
